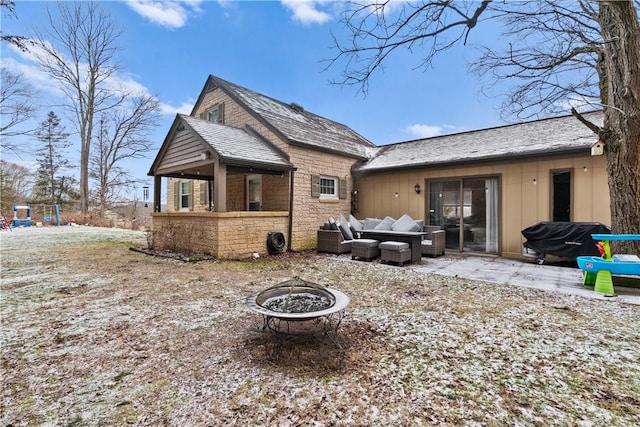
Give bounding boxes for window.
[173,180,193,211]
[180,181,190,210]
[311,174,346,199]
[203,103,224,124]
[320,176,338,199]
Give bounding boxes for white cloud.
[159,100,194,116]
[555,95,601,114]
[403,123,464,139]
[3,43,179,115]
[404,124,444,139]
[125,1,203,29]
[1,52,62,98]
[281,0,332,25]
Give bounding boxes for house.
[148,75,610,259]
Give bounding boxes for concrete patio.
[413,254,640,305]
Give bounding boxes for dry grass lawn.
[1,227,639,426]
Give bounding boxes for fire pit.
[245,277,349,338]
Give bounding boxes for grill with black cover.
[522,221,610,264]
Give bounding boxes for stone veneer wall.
[288,146,355,251]
[226,175,245,212]
[152,212,289,259]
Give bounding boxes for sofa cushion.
[337,214,354,241]
[352,238,380,248]
[328,217,340,231]
[363,218,382,230]
[349,214,363,232]
[379,241,410,251]
[391,214,421,232]
[374,216,396,230]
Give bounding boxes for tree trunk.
[598,1,640,254]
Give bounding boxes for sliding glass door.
[428,177,499,253]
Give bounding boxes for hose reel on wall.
[267,231,286,255]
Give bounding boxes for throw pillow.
[363,218,382,230]
[337,214,354,240]
[392,214,421,232]
[328,217,339,231]
[349,214,363,232]
[374,216,396,230]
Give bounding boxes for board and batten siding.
[354,153,610,260]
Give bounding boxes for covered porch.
[148,114,296,258]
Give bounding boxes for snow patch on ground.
[1,227,639,425]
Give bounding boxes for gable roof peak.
[194,73,375,159]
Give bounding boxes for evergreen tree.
[32,111,75,205]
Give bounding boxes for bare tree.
[0,160,33,214]
[330,0,640,253]
[0,67,37,154]
[1,0,31,51]
[90,93,160,218]
[29,1,125,216]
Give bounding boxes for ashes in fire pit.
[261,292,333,313]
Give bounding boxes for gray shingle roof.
[181,114,293,169]
[210,75,376,159]
[355,111,604,172]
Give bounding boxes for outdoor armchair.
[421,226,445,257]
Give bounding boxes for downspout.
[287,170,294,252]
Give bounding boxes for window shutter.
[218,103,225,124]
[200,182,207,205]
[311,174,320,198]
[188,181,194,211]
[199,112,205,119]
[173,181,180,211]
[339,178,347,199]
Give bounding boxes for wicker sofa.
[317,214,436,263]
[421,226,446,257]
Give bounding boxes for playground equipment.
[1,209,11,231]
[12,204,31,227]
[577,234,640,295]
[12,204,61,227]
[37,204,61,226]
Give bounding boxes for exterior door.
[552,170,572,221]
[247,175,262,211]
[428,177,499,253]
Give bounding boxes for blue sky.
[2,0,507,193]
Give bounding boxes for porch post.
[153,175,162,212]
[213,161,227,212]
